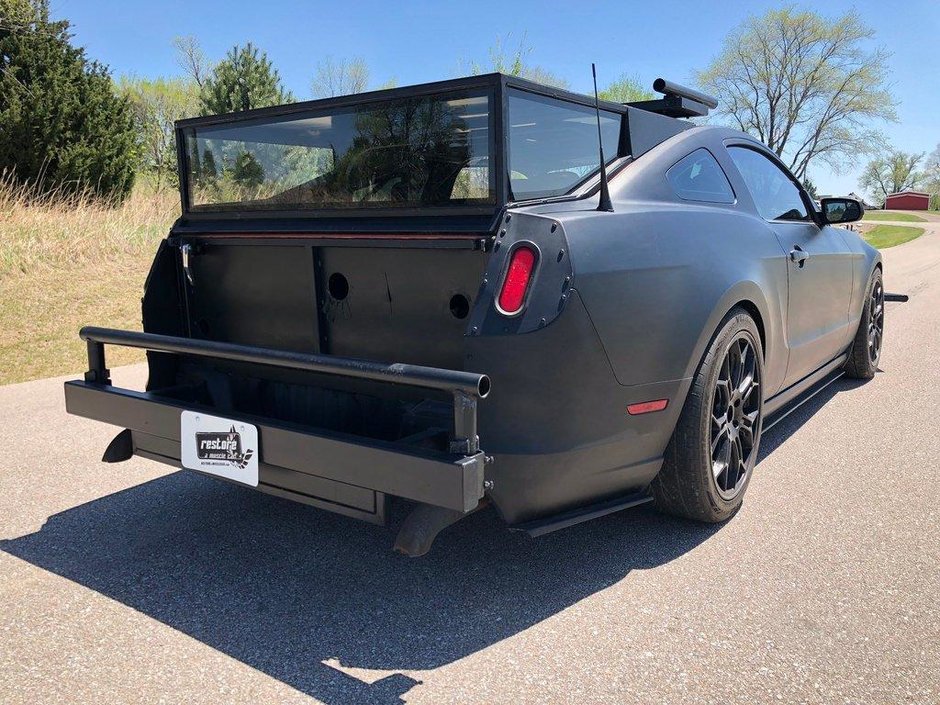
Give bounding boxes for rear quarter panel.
[566,206,788,393]
[553,127,791,397]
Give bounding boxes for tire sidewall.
[696,313,765,517]
[864,269,884,373]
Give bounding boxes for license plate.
[180,411,259,487]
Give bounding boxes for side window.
[666,149,735,204]
[727,147,808,221]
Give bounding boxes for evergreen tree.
[200,43,294,115]
[232,152,264,187]
[0,0,138,201]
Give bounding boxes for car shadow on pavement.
[2,468,720,705]
[757,376,869,460]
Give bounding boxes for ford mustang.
[64,73,881,555]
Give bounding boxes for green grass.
[862,224,926,249]
[863,210,926,222]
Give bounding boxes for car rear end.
[63,73,692,542]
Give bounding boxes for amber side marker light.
[497,245,537,314]
[627,399,669,415]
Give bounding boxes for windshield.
[184,90,494,212]
[507,89,621,200]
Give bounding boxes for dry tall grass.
[1,174,179,384]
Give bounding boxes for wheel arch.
[680,280,778,384]
[734,299,766,357]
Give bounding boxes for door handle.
[790,246,809,268]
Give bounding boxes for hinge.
[180,243,194,285]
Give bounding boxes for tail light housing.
[497,244,537,315]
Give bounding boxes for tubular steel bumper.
[65,327,491,523]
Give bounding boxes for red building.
[884,191,930,210]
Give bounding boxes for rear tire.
[652,308,764,523]
[844,269,883,380]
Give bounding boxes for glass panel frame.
[506,88,623,201]
[175,74,632,218]
[182,88,497,214]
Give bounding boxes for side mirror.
[820,197,863,225]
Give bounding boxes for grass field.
[862,224,926,249]
[1,177,176,385]
[863,210,926,222]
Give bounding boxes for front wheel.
[844,269,884,379]
[652,309,764,523]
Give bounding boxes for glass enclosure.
[184,90,494,211]
[179,77,630,214]
[506,89,621,200]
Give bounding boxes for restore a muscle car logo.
[195,427,254,469]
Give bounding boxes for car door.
[727,146,853,387]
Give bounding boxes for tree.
[311,56,369,97]
[599,74,654,103]
[697,8,896,180]
[199,43,294,115]
[859,150,924,203]
[0,0,138,201]
[231,152,264,187]
[118,77,199,189]
[802,177,819,200]
[172,35,211,88]
[924,144,940,210]
[465,34,569,89]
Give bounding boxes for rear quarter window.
[666,149,735,204]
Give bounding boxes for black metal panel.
[466,211,574,336]
[64,381,486,513]
[187,243,320,353]
[624,105,693,157]
[316,246,486,369]
[132,432,388,525]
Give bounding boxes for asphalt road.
[2,220,939,704]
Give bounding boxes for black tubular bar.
[79,327,491,398]
[85,340,110,385]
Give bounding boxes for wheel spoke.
[712,434,731,483]
[730,341,744,388]
[739,373,754,398]
[711,425,725,455]
[868,282,884,363]
[715,379,732,407]
[713,458,726,480]
[709,333,762,500]
[730,437,744,487]
[742,380,759,403]
[739,411,758,447]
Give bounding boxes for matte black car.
[64,73,881,554]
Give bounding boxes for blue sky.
[58,0,939,196]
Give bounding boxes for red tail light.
[498,245,537,315]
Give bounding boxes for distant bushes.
[0,0,138,202]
